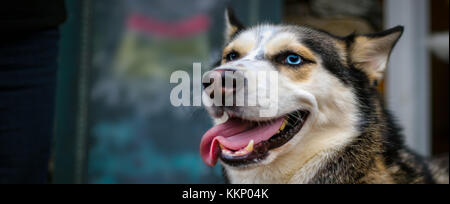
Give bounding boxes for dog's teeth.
[234,150,247,156]
[222,148,233,156]
[221,140,254,157]
[279,119,288,131]
[245,140,254,152]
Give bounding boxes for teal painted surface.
[53,0,83,184]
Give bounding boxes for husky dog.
[200,8,449,184]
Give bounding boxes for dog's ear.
[225,7,245,42]
[349,26,404,86]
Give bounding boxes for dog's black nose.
[202,80,213,89]
[203,68,238,90]
[203,68,241,105]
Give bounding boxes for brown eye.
[226,52,240,61]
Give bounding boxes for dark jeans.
[0,29,60,184]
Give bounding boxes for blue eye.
[226,52,239,61]
[286,54,302,65]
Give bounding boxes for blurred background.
[52,0,449,184]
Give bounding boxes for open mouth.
[200,110,309,167]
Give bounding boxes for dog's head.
[200,8,403,172]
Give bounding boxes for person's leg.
[0,29,60,184]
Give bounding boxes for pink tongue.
[200,118,284,167]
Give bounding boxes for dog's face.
[200,9,403,178]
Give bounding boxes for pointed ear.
[225,7,245,42]
[349,26,404,85]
